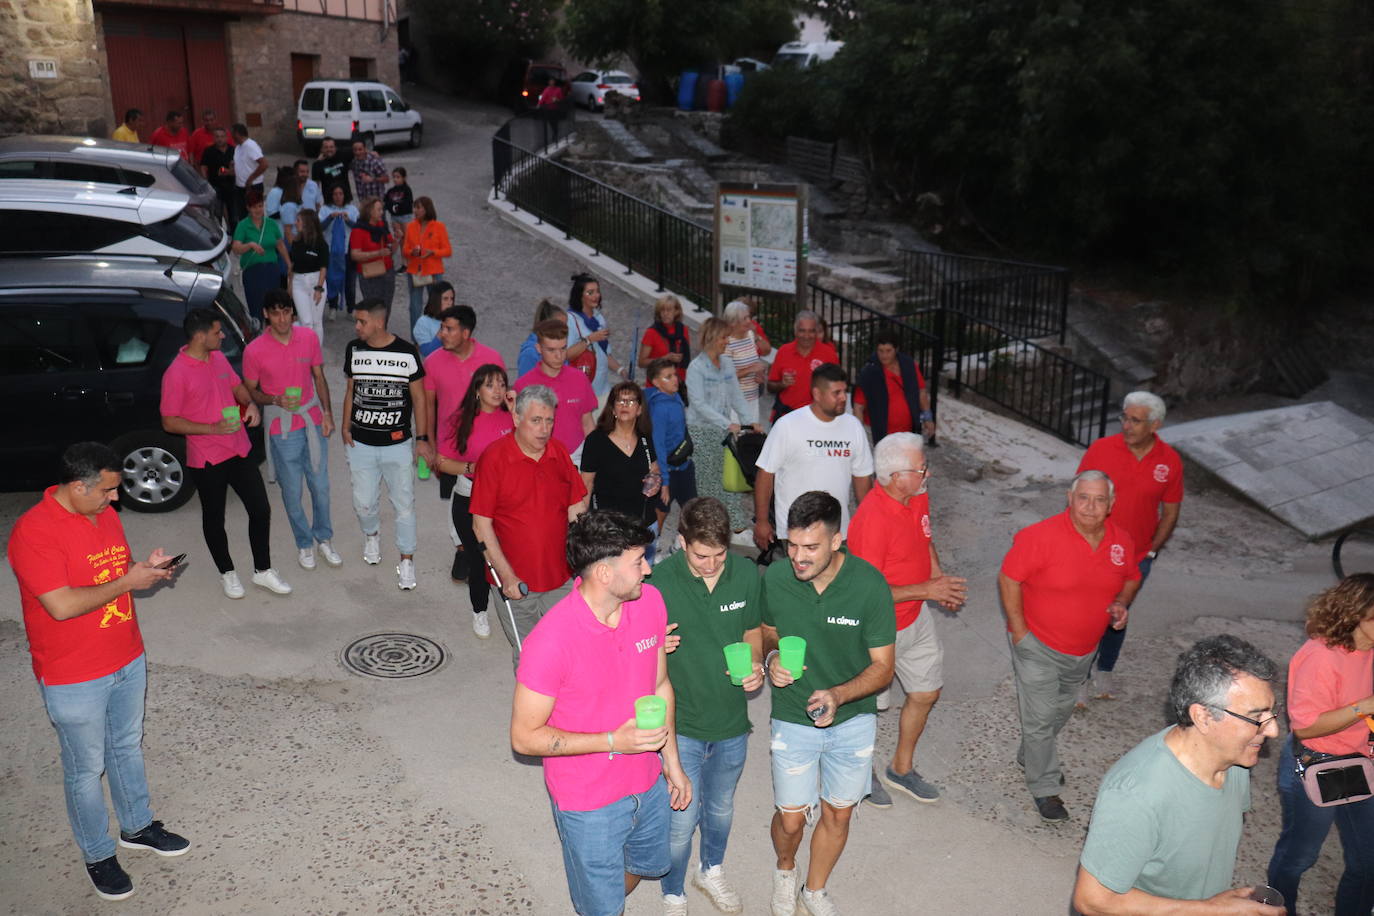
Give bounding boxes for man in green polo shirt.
[654,497,763,915]
[763,490,896,916]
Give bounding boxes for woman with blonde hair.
[722,298,770,425]
[1266,573,1374,914]
[638,294,692,390]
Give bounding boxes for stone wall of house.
[227,11,400,151]
[0,0,112,137]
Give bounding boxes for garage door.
[103,11,233,136]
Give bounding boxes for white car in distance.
[568,70,640,111]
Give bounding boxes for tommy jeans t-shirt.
[755,406,874,537]
[763,552,896,727]
[344,336,424,447]
[517,581,666,811]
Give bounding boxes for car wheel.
[409,125,422,149]
[112,432,194,513]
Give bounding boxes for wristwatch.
[414,434,429,442]
[314,285,324,292]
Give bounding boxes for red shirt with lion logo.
[8,487,143,684]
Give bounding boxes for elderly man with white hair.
[847,432,967,808]
[722,299,771,425]
[470,385,588,666]
[998,470,1143,822]
[1076,391,1184,702]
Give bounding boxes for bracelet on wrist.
[765,649,779,671]
[606,730,615,760]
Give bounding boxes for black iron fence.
[902,249,1069,342]
[949,312,1110,446]
[493,134,1111,448]
[493,135,713,304]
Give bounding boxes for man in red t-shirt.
[186,107,223,166]
[1076,390,1184,700]
[998,470,1142,822]
[848,432,966,807]
[149,110,190,160]
[766,310,839,421]
[7,442,190,900]
[471,384,589,665]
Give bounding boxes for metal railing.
[902,249,1069,342]
[493,135,713,304]
[949,312,1110,447]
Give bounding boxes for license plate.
[304,127,325,137]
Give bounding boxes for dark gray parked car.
[0,254,256,512]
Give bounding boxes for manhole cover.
[342,633,447,679]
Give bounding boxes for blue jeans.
[1267,738,1374,916]
[1095,554,1153,673]
[664,733,749,897]
[38,655,154,863]
[269,425,332,549]
[550,775,671,916]
[408,273,442,336]
[346,440,416,555]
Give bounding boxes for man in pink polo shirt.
[242,289,340,573]
[511,510,691,916]
[514,318,596,461]
[422,303,504,581]
[160,308,291,600]
[1076,390,1184,701]
[998,470,1141,823]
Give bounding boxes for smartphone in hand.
[157,553,187,570]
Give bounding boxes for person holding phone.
[8,442,191,902]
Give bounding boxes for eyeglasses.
[614,398,640,407]
[892,467,930,479]
[1218,708,1281,730]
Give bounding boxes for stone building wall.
[0,0,112,137]
[227,11,400,151]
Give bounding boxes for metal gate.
[102,12,233,133]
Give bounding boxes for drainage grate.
[342,633,447,679]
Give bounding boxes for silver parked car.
[0,135,222,222]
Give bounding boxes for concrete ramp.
[1165,401,1374,539]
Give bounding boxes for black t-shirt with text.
[313,154,352,204]
[289,237,330,275]
[344,337,424,446]
[384,184,413,218]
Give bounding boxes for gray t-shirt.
[1079,728,1250,900]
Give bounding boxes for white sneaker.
[363,533,381,565]
[318,541,343,567]
[298,546,317,570]
[797,887,840,916]
[663,894,688,916]
[221,570,245,599]
[397,558,416,590]
[251,568,292,595]
[472,610,491,639]
[771,869,798,916]
[692,864,743,914]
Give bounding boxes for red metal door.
[184,22,232,129]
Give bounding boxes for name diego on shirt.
[635,634,660,653]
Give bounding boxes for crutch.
[478,541,527,652]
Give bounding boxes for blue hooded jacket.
[645,383,691,470]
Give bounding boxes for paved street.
[0,90,1348,914]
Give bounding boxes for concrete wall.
[0,0,113,137]
[227,10,399,151]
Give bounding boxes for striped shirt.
[725,331,763,403]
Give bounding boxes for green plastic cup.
[723,642,753,685]
[634,695,666,730]
[221,405,240,430]
[778,635,806,679]
[284,386,302,409]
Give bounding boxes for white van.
[771,41,845,69]
[296,80,423,154]
[0,179,229,270]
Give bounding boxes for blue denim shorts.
[770,715,875,812]
[550,775,670,916]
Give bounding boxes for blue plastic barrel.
[724,72,744,107]
[677,71,699,111]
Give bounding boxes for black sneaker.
[86,856,133,900]
[1034,795,1069,822]
[118,820,190,857]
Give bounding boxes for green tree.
[411,0,561,96]
[561,0,800,102]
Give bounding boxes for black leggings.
[189,455,272,574]
[450,492,490,616]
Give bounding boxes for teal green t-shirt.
[233,216,283,270]
[652,551,763,742]
[1079,728,1250,900]
[762,551,896,727]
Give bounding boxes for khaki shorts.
[892,604,943,694]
